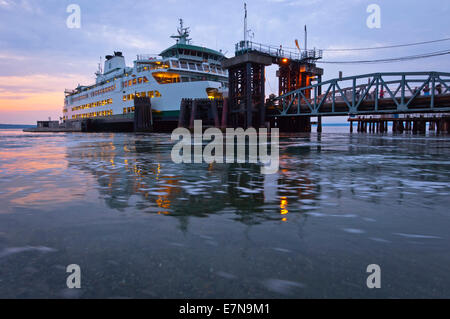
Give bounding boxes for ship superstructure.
[63,20,228,125]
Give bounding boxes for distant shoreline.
[0,124,36,129]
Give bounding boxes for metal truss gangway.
[272,72,450,117]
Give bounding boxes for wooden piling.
[134,97,153,132]
[178,99,188,128]
[189,100,197,129]
[211,99,220,128]
[221,98,228,130]
[399,121,405,133]
[317,116,323,133]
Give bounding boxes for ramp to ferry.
[272,72,450,117]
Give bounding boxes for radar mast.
[171,19,192,45]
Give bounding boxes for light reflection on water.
[0,128,450,298]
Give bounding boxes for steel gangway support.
[272,72,450,117]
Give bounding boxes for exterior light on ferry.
[282,58,289,64]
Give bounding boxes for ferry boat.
[63,20,228,129]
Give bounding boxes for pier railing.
[272,72,450,117]
[235,41,323,62]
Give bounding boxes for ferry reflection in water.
[1,128,450,298]
[66,133,320,229]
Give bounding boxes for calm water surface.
[0,128,449,298]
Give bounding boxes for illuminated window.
[123,108,127,114]
[152,72,180,84]
[133,79,137,85]
[128,80,132,87]
[143,76,149,83]
[148,91,154,98]
[123,95,126,101]
[155,91,161,97]
[138,77,143,84]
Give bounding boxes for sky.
[0,0,449,124]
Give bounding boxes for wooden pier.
[348,115,450,134]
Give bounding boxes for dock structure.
[183,62,450,134]
[222,41,323,132]
[25,97,152,133]
[349,115,450,134]
[178,98,224,130]
[222,51,271,129]
[272,72,450,117]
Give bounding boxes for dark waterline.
[0,128,449,298]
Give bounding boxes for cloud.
[1,0,450,124]
[0,73,92,117]
[0,0,12,8]
[85,25,162,51]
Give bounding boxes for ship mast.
[95,56,103,77]
[171,19,191,45]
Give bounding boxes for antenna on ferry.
[304,25,308,51]
[244,3,248,48]
[97,57,103,75]
[171,18,191,45]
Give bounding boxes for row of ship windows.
[136,64,170,72]
[91,84,116,97]
[123,107,135,114]
[72,99,113,112]
[71,110,113,119]
[123,76,149,88]
[123,91,162,101]
[138,60,227,75]
[135,61,227,75]
[165,49,222,61]
[72,94,89,103]
[171,61,227,75]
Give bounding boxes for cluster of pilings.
[178,98,226,130]
[349,115,450,134]
[351,118,389,133]
[134,97,153,132]
[221,50,323,132]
